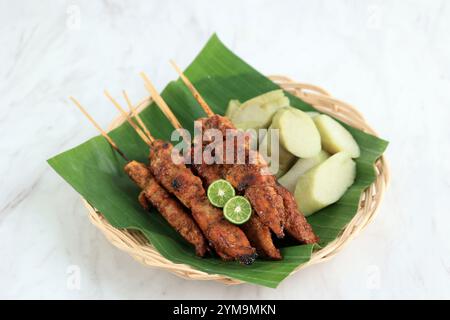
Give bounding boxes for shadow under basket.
[83,76,390,285]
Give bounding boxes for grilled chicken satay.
[107,90,257,264]
[168,63,318,244]
[142,78,282,260]
[149,140,256,264]
[69,97,208,257]
[124,160,208,256]
[198,113,318,244]
[241,215,281,259]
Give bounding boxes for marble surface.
[1,0,449,299]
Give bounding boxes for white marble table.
[1,0,449,299]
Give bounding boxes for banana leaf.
[48,34,388,288]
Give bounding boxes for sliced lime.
[223,196,252,225]
[207,179,235,208]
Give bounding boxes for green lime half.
[223,196,252,225]
[207,179,236,208]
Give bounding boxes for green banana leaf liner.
[48,34,388,288]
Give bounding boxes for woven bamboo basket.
[84,76,390,285]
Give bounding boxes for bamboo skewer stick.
[138,87,182,131]
[122,90,152,140]
[69,96,129,161]
[168,61,268,165]
[169,60,214,117]
[104,90,153,145]
[139,72,183,129]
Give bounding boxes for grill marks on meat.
[192,162,224,186]
[245,184,285,238]
[190,147,225,186]
[149,140,256,264]
[124,161,208,257]
[276,185,319,244]
[201,113,235,133]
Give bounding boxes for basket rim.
[83,75,390,285]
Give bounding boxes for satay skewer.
[168,62,319,244]
[103,90,257,264]
[68,96,208,256]
[139,83,282,259]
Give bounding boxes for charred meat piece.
[199,115,318,244]
[241,215,281,260]
[200,113,236,132]
[138,191,149,210]
[149,141,204,208]
[189,147,225,186]
[124,161,208,257]
[200,115,284,236]
[200,114,267,166]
